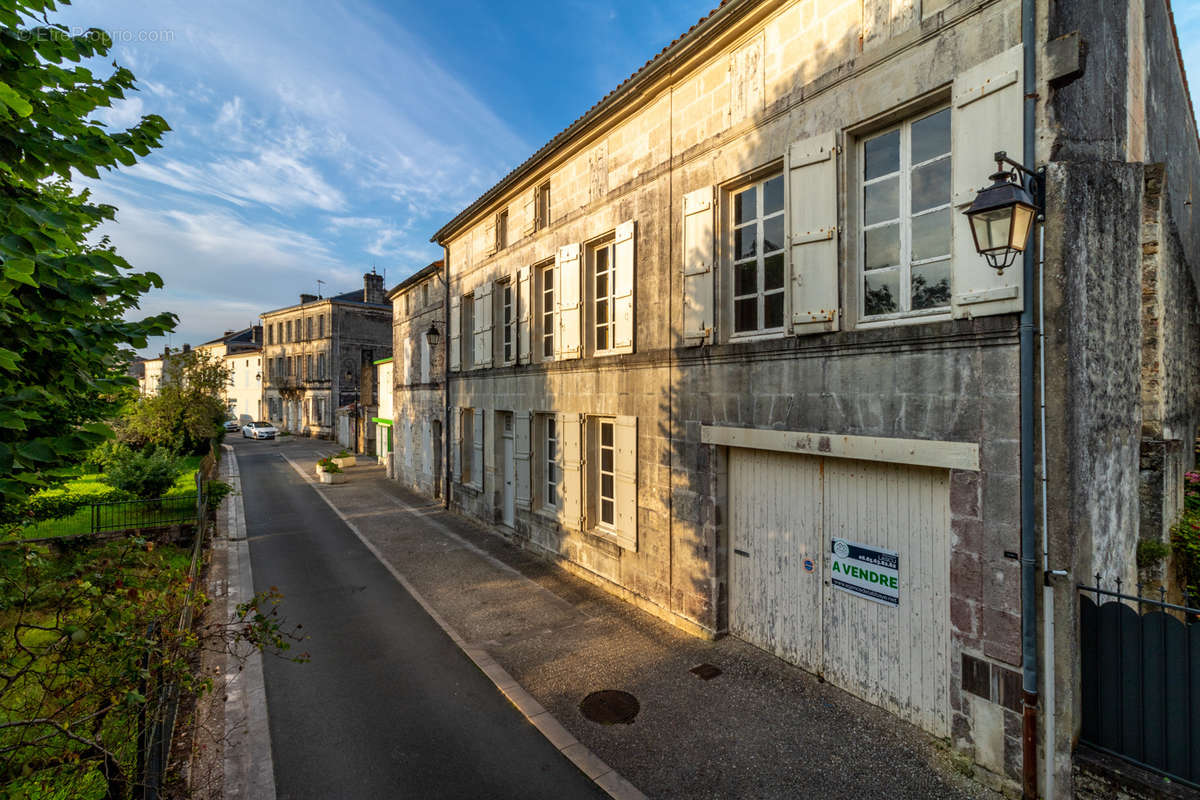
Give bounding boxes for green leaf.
[17,441,55,463]
[0,81,33,117]
[2,259,36,287]
[0,348,19,371]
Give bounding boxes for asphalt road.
[233,439,607,800]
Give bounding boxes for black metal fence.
[1079,577,1200,788]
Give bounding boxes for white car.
[242,421,278,440]
[223,419,241,433]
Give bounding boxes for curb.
[279,450,647,800]
[220,445,277,800]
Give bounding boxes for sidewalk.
[276,438,999,800]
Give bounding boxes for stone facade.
[412,1,1200,796]
[386,261,446,498]
[195,326,263,422]
[260,273,391,439]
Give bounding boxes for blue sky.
[45,1,1200,355]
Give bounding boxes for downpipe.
[1019,0,1039,796]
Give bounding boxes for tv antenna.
[316,279,325,299]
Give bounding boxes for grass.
[18,456,205,540]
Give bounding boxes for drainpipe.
[440,247,451,508]
[1019,0,1039,796]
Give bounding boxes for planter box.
[318,470,346,485]
[333,456,358,469]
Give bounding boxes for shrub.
[1137,538,1170,570]
[203,480,234,515]
[317,458,342,474]
[102,448,182,500]
[83,439,132,474]
[334,449,350,459]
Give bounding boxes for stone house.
[426,0,1199,795]
[386,261,447,498]
[260,272,392,438]
[195,327,263,422]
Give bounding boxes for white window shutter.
[474,283,493,369]
[517,266,532,364]
[522,190,537,236]
[449,294,462,371]
[612,220,636,353]
[472,409,484,489]
[950,44,1024,317]
[483,220,496,256]
[614,415,637,552]
[682,186,714,344]
[514,411,531,510]
[558,413,583,529]
[557,243,582,359]
[786,131,840,334]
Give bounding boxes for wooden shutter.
[474,282,493,369]
[950,44,1024,318]
[682,186,714,344]
[786,131,840,334]
[558,413,583,529]
[614,415,638,551]
[483,219,496,256]
[557,244,582,359]
[522,190,537,236]
[514,411,531,510]
[472,409,484,489]
[517,266,532,364]
[613,220,636,353]
[449,294,461,371]
[452,409,463,481]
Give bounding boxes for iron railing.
[90,494,200,533]
[1079,576,1200,788]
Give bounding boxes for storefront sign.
[831,538,899,606]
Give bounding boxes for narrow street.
[231,437,607,799]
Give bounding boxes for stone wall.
[391,270,447,498]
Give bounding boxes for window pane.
[764,291,784,329]
[865,176,899,226]
[911,157,951,213]
[864,269,900,316]
[601,499,614,525]
[735,262,758,296]
[912,208,952,261]
[763,253,784,291]
[601,448,613,472]
[864,224,900,270]
[762,215,785,253]
[596,247,608,272]
[601,423,613,447]
[762,175,784,215]
[734,188,756,225]
[734,297,758,332]
[597,326,608,351]
[596,272,608,301]
[548,485,557,505]
[601,474,613,499]
[735,225,757,259]
[911,259,952,310]
[864,129,899,180]
[911,108,951,165]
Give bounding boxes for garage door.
[729,448,951,736]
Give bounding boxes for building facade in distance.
[196,327,263,422]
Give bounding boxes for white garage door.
[729,448,951,736]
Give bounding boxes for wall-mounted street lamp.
[963,151,1045,274]
[425,323,441,350]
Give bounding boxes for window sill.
[855,309,952,329]
[727,329,787,344]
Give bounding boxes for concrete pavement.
[232,436,1000,799]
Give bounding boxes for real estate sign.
[831,538,899,607]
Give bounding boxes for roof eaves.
[386,260,444,299]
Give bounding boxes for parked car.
[223,419,241,432]
[242,421,278,440]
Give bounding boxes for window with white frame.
[861,106,952,318]
[730,173,786,335]
[318,315,325,338]
[535,181,551,231]
[539,262,554,360]
[500,280,514,364]
[592,417,615,530]
[496,209,508,251]
[541,414,559,511]
[591,241,616,353]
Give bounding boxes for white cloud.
[94,95,145,130]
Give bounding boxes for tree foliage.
[0,0,176,505]
[120,350,231,455]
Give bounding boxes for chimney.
[252,325,262,344]
[300,293,317,304]
[182,343,191,353]
[363,270,385,304]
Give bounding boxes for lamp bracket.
[992,151,1046,217]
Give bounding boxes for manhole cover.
[690,663,722,680]
[579,690,639,725]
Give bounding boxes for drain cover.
[579,690,639,725]
[690,663,722,680]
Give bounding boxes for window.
[460,407,477,485]
[861,107,952,318]
[500,281,514,363]
[317,352,326,379]
[591,241,615,352]
[305,354,312,380]
[318,315,325,338]
[536,181,551,231]
[462,293,475,370]
[541,414,559,510]
[540,263,554,359]
[306,317,313,339]
[422,283,429,307]
[287,356,293,376]
[405,294,410,316]
[730,173,786,335]
[496,209,508,251]
[286,320,292,342]
[593,418,616,529]
[268,324,275,345]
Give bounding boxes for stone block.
[982,608,1021,666]
[951,596,978,636]
[952,516,983,554]
[969,694,1006,775]
[950,551,982,601]
[950,470,981,519]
